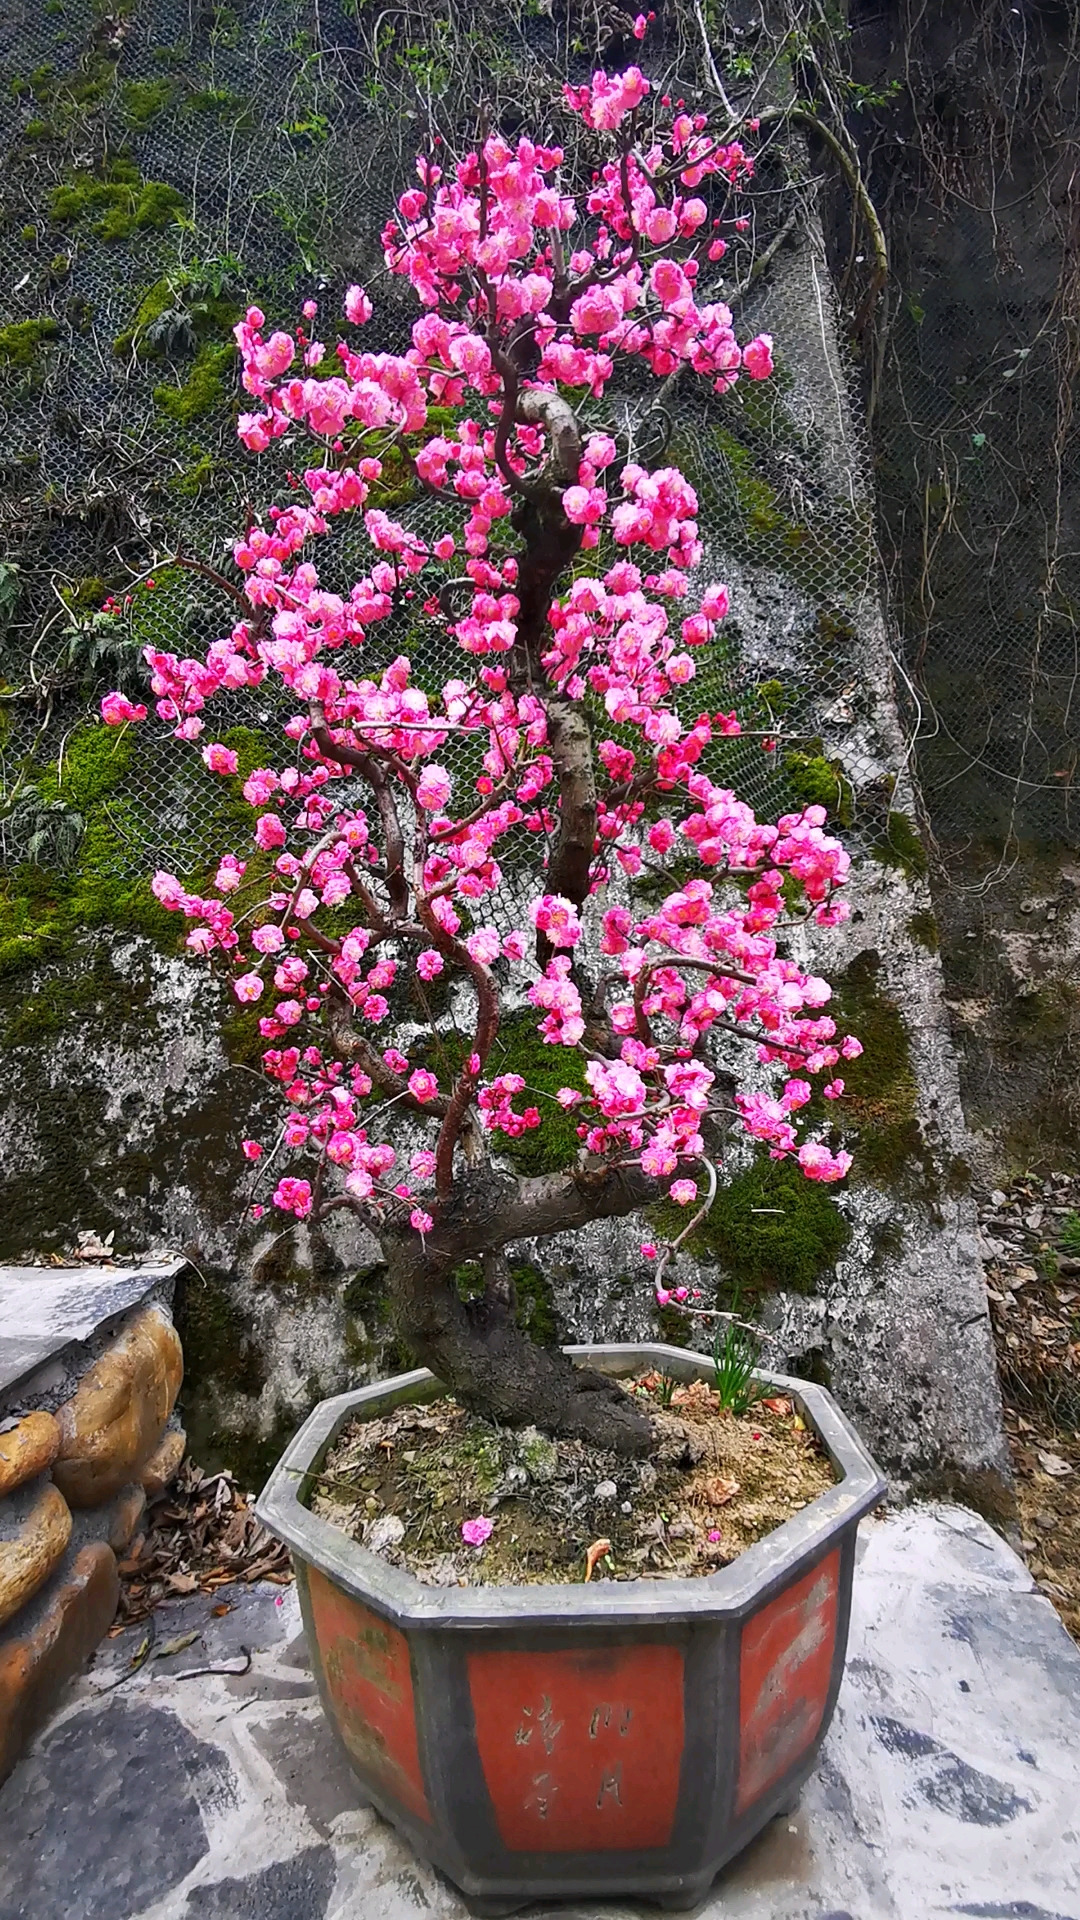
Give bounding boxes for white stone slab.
[1,1503,1078,1920]
[0,1261,187,1399]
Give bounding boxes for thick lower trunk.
[383,1237,654,1455]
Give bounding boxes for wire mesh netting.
[0,0,888,915]
[874,224,1080,850]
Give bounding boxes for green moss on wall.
[0,725,179,980]
[120,77,175,126]
[183,85,255,125]
[0,317,59,369]
[651,1153,850,1301]
[871,810,928,880]
[908,909,940,951]
[784,747,854,825]
[154,340,236,422]
[49,158,185,241]
[829,949,922,1185]
[483,1009,589,1177]
[169,450,219,497]
[113,275,240,360]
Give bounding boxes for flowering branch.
[101,56,861,1397]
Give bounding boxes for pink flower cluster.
[101,63,861,1283]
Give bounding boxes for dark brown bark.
[372,1160,667,1454]
[383,1232,655,1455]
[505,397,598,957]
[544,692,598,912]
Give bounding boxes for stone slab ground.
[0,1503,1077,1920]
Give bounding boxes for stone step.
[0,1261,188,1783]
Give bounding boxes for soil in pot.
[308,1372,835,1587]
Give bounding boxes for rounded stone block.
[0,1541,119,1785]
[0,1485,73,1632]
[0,1413,61,1499]
[106,1484,147,1553]
[52,1306,183,1509]
[140,1428,186,1500]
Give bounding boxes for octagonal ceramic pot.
[256,1342,884,1915]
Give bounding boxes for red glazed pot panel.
[735,1548,840,1815]
[467,1642,685,1852]
[307,1567,430,1823]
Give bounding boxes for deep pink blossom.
[115,70,860,1275]
[101,692,147,726]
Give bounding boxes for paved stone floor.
[1,1503,1078,1920]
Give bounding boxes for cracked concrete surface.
[0,1503,1077,1920]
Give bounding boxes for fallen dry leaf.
[584,1538,612,1582]
[761,1397,793,1417]
[702,1476,741,1507]
[1037,1450,1074,1478]
[157,1631,201,1659]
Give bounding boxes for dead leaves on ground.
[115,1458,291,1625]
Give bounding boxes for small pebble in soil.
[595,1480,617,1501]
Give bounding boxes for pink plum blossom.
[461,1516,494,1547]
[202,743,240,775]
[344,284,373,324]
[742,333,774,380]
[113,74,862,1345]
[417,764,452,811]
[101,692,147,725]
[408,1069,440,1103]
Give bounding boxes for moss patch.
[113,274,240,360]
[121,77,175,125]
[0,725,179,980]
[871,810,928,880]
[651,1154,850,1301]
[154,340,236,422]
[0,317,59,370]
[485,1009,589,1177]
[908,909,940,951]
[784,747,854,825]
[49,158,186,241]
[830,949,923,1186]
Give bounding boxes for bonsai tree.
[103,57,859,1457]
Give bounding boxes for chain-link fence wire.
[835,0,1080,858]
[0,0,884,903]
[872,221,1080,850]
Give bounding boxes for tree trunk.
[382,1234,656,1455]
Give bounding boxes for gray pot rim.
[255,1341,886,1631]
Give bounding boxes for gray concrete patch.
[183,1846,337,1919]
[250,1711,363,1835]
[0,1700,232,1920]
[1,1506,1077,1920]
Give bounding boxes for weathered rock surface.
[0,1540,118,1785]
[0,1411,60,1497]
[105,1484,147,1554]
[53,1306,183,1508]
[0,1483,72,1631]
[140,1428,186,1499]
